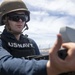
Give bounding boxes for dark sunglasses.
[7,13,27,22]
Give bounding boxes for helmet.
[0,0,30,25]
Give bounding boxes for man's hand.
[46,34,75,75]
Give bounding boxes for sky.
[0,0,75,49]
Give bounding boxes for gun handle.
[58,48,68,60]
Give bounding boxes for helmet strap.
[22,23,29,33]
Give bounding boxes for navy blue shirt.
[1,29,40,58]
[0,40,47,75]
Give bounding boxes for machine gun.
[26,26,75,75]
[25,48,67,60]
[26,26,74,60]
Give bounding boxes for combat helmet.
[0,0,30,26]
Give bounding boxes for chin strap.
[22,24,29,33]
[25,24,29,30]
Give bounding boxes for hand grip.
[58,48,68,60]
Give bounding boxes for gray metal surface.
[59,26,75,43]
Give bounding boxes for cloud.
[25,0,75,15]
[23,0,75,48]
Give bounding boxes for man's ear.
[2,17,8,24]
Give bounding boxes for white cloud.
[24,0,75,15]
[23,0,75,48]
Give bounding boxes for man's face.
[8,11,26,34]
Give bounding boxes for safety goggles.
[7,13,27,22]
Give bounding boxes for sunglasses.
[7,13,27,22]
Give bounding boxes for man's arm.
[0,46,47,75]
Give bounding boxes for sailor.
[0,0,40,58]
